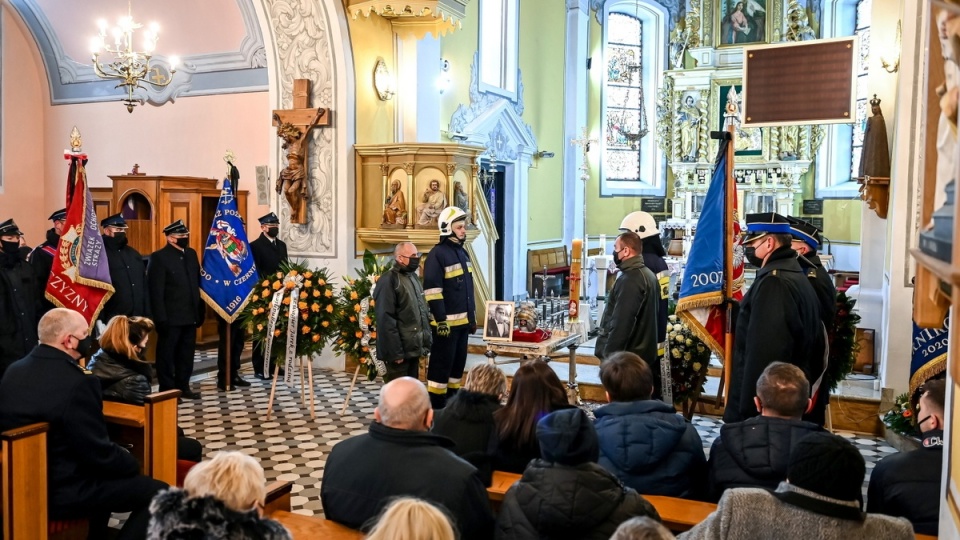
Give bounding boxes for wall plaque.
[802,199,824,215]
[742,37,857,127]
[809,217,824,231]
[641,198,667,214]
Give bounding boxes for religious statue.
[381,179,407,228]
[454,180,471,225]
[779,126,800,160]
[784,0,816,42]
[416,179,447,228]
[858,96,891,180]
[934,8,960,213]
[677,95,701,162]
[274,108,326,224]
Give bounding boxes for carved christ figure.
[274,109,325,224]
[416,179,447,227]
[382,179,407,225]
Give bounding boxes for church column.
[878,0,923,391]
[562,0,589,246]
[396,34,441,142]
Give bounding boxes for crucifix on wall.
[272,79,331,224]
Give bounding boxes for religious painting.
[483,301,515,342]
[380,169,408,229]
[709,79,769,163]
[413,170,448,230]
[717,0,769,47]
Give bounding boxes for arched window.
[600,0,666,197]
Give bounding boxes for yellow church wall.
[347,12,397,145]
[439,1,478,133]
[519,0,566,243]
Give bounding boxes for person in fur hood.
[148,451,291,539]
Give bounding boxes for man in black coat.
[868,379,945,535]
[28,208,66,315]
[98,213,150,324]
[322,377,494,539]
[724,213,825,424]
[0,218,40,379]
[147,220,204,398]
[249,212,288,379]
[0,308,167,539]
[373,241,431,382]
[595,231,659,371]
[708,362,822,502]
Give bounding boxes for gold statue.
[274,109,325,224]
[382,179,407,227]
[416,179,447,227]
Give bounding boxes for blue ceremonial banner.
[910,317,948,397]
[200,178,257,323]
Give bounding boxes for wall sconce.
[880,20,901,73]
[374,57,395,100]
[536,151,555,158]
[437,58,451,94]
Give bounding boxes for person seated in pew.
[148,451,291,539]
[707,362,822,502]
[87,315,203,462]
[365,497,456,540]
[677,432,915,540]
[867,378,946,535]
[493,361,573,473]
[496,408,661,540]
[322,377,494,539]
[433,363,507,485]
[594,352,706,499]
[0,308,168,540]
[611,516,676,540]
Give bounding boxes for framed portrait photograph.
[483,301,515,342]
[717,0,769,47]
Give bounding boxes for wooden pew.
[102,389,181,485]
[487,470,521,503]
[643,495,716,532]
[264,481,363,539]
[2,423,49,539]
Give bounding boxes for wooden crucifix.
[272,79,331,224]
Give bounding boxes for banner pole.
[721,124,736,407]
[226,321,232,392]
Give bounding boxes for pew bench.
[264,481,363,539]
[102,389,181,485]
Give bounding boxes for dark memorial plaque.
[742,38,857,127]
[641,198,667,214]
[803,199,824,215]
[809,217,824,231]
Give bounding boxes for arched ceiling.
[9,0,267,107]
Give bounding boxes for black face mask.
[266,227,279,239]
[175,237,190,249]
[114,231,128,247]
[71,334,95,358]
[402,256,421,272]
[0,240,20,255]
[744,246,763,267]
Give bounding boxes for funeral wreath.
[332,250,391,380]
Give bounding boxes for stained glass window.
[605,13,643,182]
[850,0,871,181]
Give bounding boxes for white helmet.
[438,206,467,236]
[619,211,659,239]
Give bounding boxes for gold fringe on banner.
[909,354,947,397]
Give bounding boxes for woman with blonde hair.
[433,363,507,485]
[148,451,291,539]
[366,497,456,540]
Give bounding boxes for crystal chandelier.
[90,1,179,113]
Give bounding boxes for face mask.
[0,240,20,255]
[404,256,421,272]
[613,248,624,268]
[114,231,128,247]
[745,245,764,267]
[266,227,279,239]
[175,237,190,249]
[71,334,95,358]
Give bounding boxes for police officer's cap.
[100,213,128,229]
[786,216,820,251]
[163,219,189,236]
[742,213,792,243]
[48,208,67,221]
[258,212,280,225]
[0,219,22,237]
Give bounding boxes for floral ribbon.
[360,281,385,377]
[263,273,304,385]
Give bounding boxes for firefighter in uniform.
[249,212,288,379]
[787,216,837,426]
[620,211,670,399]
[422,206,476,409]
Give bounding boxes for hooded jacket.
[594,400,706,498]
[707,415,823,502]
[496,408,660,540]
[432,389,502,485]
[148,489,291,540]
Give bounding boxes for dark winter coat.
[724,247,824,423]
[321,421,494,539]
[433,390,502,485]
[423,237,476,327]
[707,416,823,502]
[867,430,943,535]
[798,253,837,427]
[28,228,58,314]
[148,489,291,540]
[87,348,153,405]
[495,460,661,540]
[147,244,204,328]
[595,255,659,366]
[0,251,40,377]
[494,402,576,474]
[99,234,150,323]
[594,400,706,498]
[373,262,432,362]
[250,233,288,278]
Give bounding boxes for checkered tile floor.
[170,368,898,517]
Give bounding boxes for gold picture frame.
[709,77,770,162]
[715,0,773,48]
